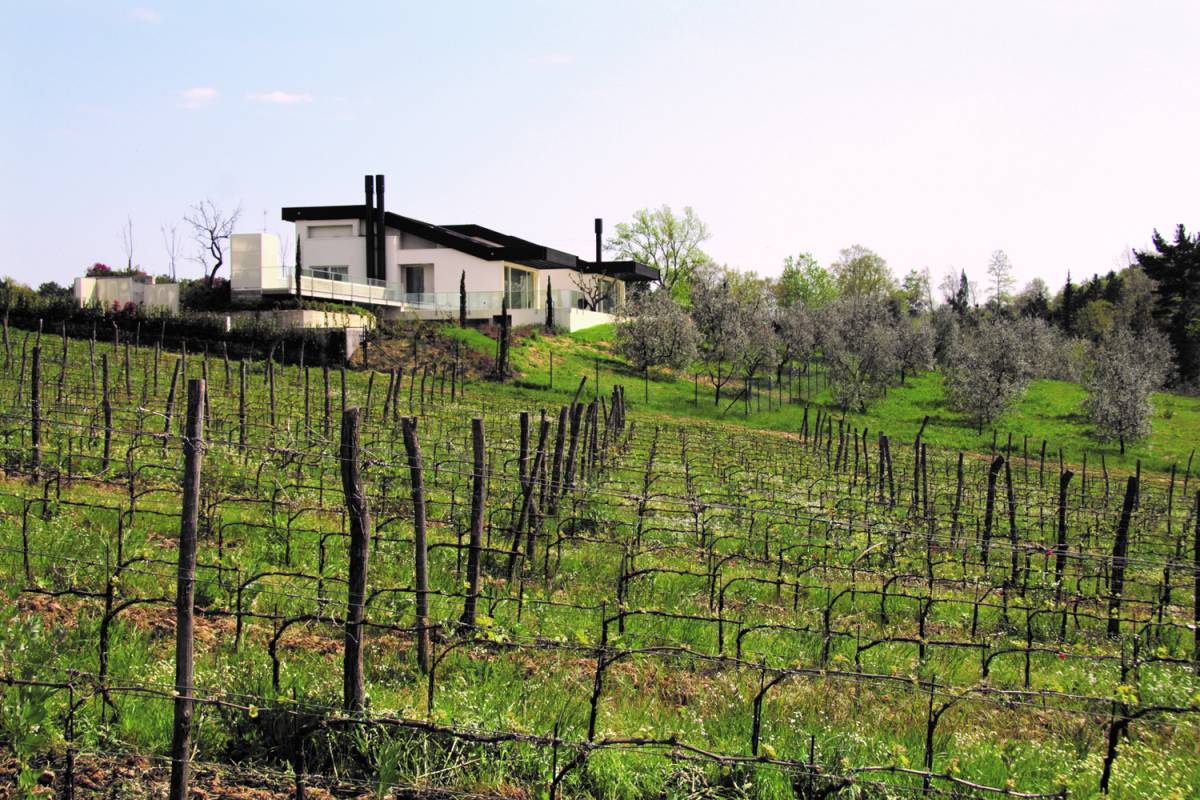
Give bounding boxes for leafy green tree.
[1013,278,1050,320]
[37,281,71,298]
[608,205,710,300]
[831,245,893,299]
[776,253,836,308]
[1115,266,1155,334]
[898,268,932,316]
[1076,299,1116,341]
[1134,224,1200,384]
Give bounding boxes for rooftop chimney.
[594,218,603,267]
[364,175,376,281]
[374,175,386,282]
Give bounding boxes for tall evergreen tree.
[1058,272,1076,335]
[949,270,971,316]
[294,235,303,307]
[1135,224,1200,384]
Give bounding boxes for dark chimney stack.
[594,218,603,267]
[364,175,376,281]
[374,175,386,282]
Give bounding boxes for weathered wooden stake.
[168,378,205,800]
[340,408,371,711]
[461,418,486,629]
[402,417,431,672]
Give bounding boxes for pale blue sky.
[2,1,1197,292]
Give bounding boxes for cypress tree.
[459,270,467,328]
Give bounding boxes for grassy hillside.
[1,328,1197,798]
[441,322,1200,477]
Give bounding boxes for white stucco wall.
[231,233,287,291]
[296,219,367,281]
[74,275,179,314]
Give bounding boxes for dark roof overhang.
[579,260,660,283]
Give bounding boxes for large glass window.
[505,266,534,309]
[402,265,425,295]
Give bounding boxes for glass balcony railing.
[297,269,623,315]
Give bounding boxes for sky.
[2,1,1198,294]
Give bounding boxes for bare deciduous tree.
[121,216,134,271]
[161,223,181,281]
[184,200,241,284]
[571,271,615,311]
[1086,328,1171,453]
[986,249,1015,309]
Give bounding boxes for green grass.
[470,323,1200,477]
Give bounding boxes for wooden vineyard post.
[30,346,40,475]
[162,358,181,455]
[340,408,371,711]
[1193,492,1199,672]
[169,378,205,800]
[238,361,247,449]
[982,456,1003,570]
[1107,476,1138,638]
[461,417,486,629]
[101,354,112,472]
[1054,470,1074,604]
[323,364,332,438]
[402,417,431,673]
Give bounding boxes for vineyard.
[0,324,1198,799]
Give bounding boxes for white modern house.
[230,175,658,331]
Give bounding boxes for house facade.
[230,175,658,331]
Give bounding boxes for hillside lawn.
[440,322,1200,477]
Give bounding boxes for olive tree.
[895,316,935,384]
[774,302,818,399]
[690,268,748,406]
[733,282,777,414]
[818,296,899,412]
[1085,328,1171,453]
[615,290,698,401]
[944,317,1041,430]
